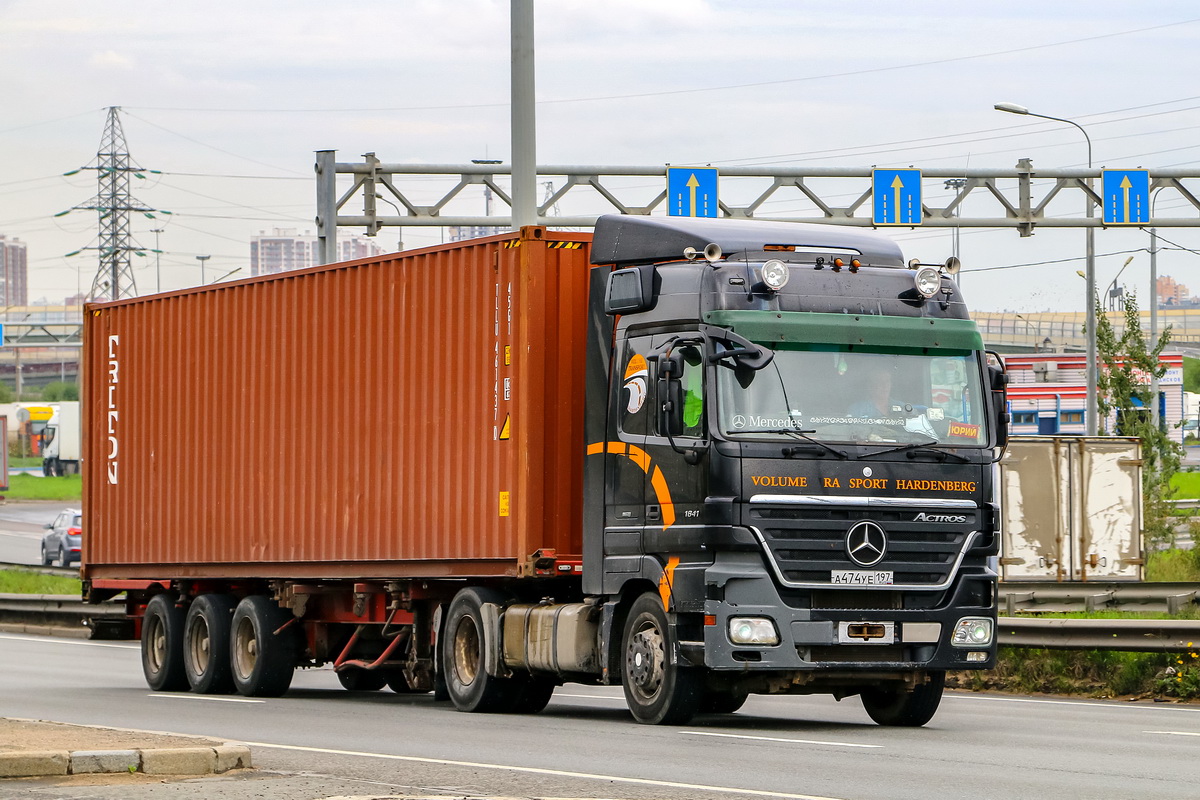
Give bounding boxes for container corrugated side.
[82,228,594,579]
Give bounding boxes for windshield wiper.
[732,428,848,460]
[858,436,971,463]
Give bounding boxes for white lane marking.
[149,693,265,704]
[242,740,847,800]
[0,530,40,538]
[0,633,138,650]
[681,730,881,749]
[949,693,1200,713]
[1145,730,1200,737]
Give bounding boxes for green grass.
[0,568,81,595]
[1147,548,1200,582]
[1,473,81,501]
[7,456,42,468]
[1170,471,1200,499]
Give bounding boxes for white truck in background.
[42,401,81,476]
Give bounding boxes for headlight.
[728,617,780,646]
[914,266,941,298]
[951,617,994,647]
[761,260,789,291]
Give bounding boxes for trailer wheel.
[700,689,749,715]
[230,595,297,697]
[621,593,701,725]
[183,594,236,694]
[860,671,945,727]
[142,594,188,692]
[443,587,522,713]
[337,667,387,691]
[383,669,427,694]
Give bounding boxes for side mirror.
[986,353,1009,447]
[657,354,685,437]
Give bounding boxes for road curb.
[0,743,251,778]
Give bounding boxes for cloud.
[89,50,135,70]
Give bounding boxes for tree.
[41,382,79,402]
[1093,292,1181,547]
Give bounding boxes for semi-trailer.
[83,215,1007,726]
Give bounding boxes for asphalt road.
[0,501,71,566]
[2,632,1199,800]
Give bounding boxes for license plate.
[831,570,894,586]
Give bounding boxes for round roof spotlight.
[914,266,941,298]
[762,260,789,291]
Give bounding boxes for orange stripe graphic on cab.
[586,441,675,530]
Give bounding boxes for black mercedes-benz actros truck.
[576,214,1006,726]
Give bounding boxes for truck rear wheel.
[860,671,945,727]
[337,667,387,691]
[230,595,297,697]
[621,593,701,725]
[183,594,236,694]
[700,689,749,715]
[443,587,523,713]
[142,594,188,691]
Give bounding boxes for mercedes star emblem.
[845,521,887,567]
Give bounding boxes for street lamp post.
[196,255,210,286]
[995,102,1098,435]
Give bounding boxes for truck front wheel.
[860,671,945,727]
[142,594,188,691]
[230,595,297,697]
[621,593,700,725]
[183,594,236,694]
[443,587,523,713]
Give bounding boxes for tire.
[442,587,524,713]
[57,546,69,569]
[700,689,749,715]
[384,669,428,694]
[230,595,298,697]
[42,460,52,477]
[508,675,556,714]
[621,593,701,725]
[142,594,188,691]
[337,667,388,691]
[183,594,237,694]
[40,542,52,566]
[861,671,946,727]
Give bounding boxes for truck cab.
[585,215,1006,724]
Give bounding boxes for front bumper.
[695,550,997,672]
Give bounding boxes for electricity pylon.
[63,107,160,301]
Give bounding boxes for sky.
[2,0,1199,312]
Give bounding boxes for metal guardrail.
[0,561,78,578]
[999,617,1200,652]
[1000,581,1200,615]
[0,594,1197,652]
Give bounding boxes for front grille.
[806,645,909,663]
[750,503,977,588]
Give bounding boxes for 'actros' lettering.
[106,335,119,485]
[914,512,968,523]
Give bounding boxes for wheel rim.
[626,616,666,702]
[147,616,166,675]
[233,616,258,680]
[452,615,481,686]
[187,616,211,675]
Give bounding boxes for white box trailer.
[42,401,81,476]
[999,436,1143,582]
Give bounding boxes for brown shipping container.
[82,227,595,580]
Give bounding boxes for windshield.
[716,346,988,447]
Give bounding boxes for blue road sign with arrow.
[667,167,718,218]
[872,169,923,225]
[1102,169,1150,225]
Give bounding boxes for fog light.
[728,617,780,646]
[951,617,994,647]
[966,651,988,662]
[761,260,789,291]
[914,266,941,297]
